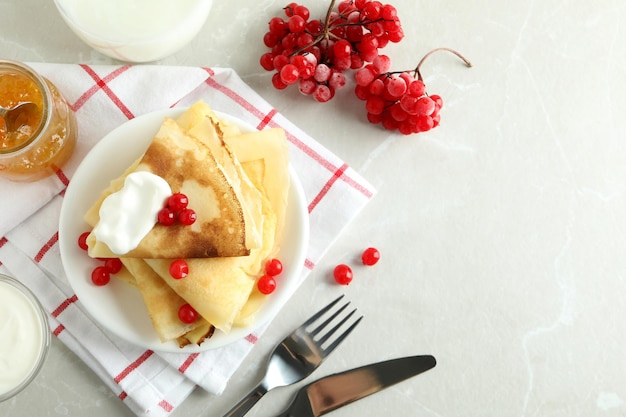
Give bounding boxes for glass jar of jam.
[0,60,77,182]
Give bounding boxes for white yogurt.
[0,276,49,400]
[93,171,172,255]
[53,0,214,62]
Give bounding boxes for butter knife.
[275,355,436,417]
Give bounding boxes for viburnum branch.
[324,0,338,30]
[289,0,337,57]
[414,47,472,81]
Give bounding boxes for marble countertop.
[2,0,626,416]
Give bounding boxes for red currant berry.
[272,73,289,90]
[333,39,352,59]
[313,84,334,102]
[372,54,391,73]
[415,115,434,132]
[257,275,277,294]
[158,207,176,226]
[284,2,298,17]
[178,303,198,324]
[293,4,310,20]
[381,4,398,20]
[280,63,300,84]
[288,15,306,33]
[91,266,110,286]
[416,96,436,116]
[299,78,317,95]
[272,54,289,71]
[333,264,353,285]
[269,17,287,33]
[329,71,347,90]
[78,232,90,251]
[408,80,426,97]
[263,31,280,48]
[430,94,443,110]
[386,77,407,98]
[355,66,376,86]
[265,258,283,276]
[169,259,189,279]
[260,52,275,71]
[104,258,123,274]
[168,193,189,211]
[314,63,331,83]
[307,19,323,35]
[366,96,385,115]
[178,208,197,225]
[361,247,381,266]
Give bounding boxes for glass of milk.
[0,274,50,401]
[52,0,214,62]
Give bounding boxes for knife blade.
[275,355,436,417]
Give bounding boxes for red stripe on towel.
[159,399,174,412]
[76,65,134,119]
[51,294,78,318]
[308,163,349,213]
[114,350,154,384]
[34,231,58,263]
[178,353,199,374]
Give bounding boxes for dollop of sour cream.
[93,171,172,255]
[0,282,45,396]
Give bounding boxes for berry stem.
[289,0,337,57]
[414,47,472,81]
[324,0,338,30]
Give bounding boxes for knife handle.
[222,383,267,417]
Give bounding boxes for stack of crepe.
[84,101,290,347]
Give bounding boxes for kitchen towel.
[0,64,375,417]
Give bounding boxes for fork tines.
[305,295,363,351]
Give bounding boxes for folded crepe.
[223,128,290,247]
[144,108,290,333]
[121,257,214,345]
[85,117,261,259]
[176,101,264,251]
[84,101,290,343]
[144,161,277,333]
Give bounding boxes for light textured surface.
[2,0,626,416]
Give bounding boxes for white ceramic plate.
[59,108,309,353]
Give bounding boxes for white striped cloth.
[0,64,375,416]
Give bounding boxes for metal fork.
[222,295,363,417]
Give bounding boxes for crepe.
[223,128,290,248]
[84,101,291,344]
[85,117,255,259]
[140,104,290,334]
[176,101,263,251]
[144,156,279,333]
[121,258,214,343]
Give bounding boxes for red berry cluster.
[261,1,472,135]
[258,258,284,294]
[77,231,123,286]
[158,193,197,226]
[260,0,404,102]
[354,55,444,134]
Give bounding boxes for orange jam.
[0,60,77,182]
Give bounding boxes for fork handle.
[222,383,267,417]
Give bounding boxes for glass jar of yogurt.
[53,0,214,63]
[0,274,50,401]
[0,60,77,182]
